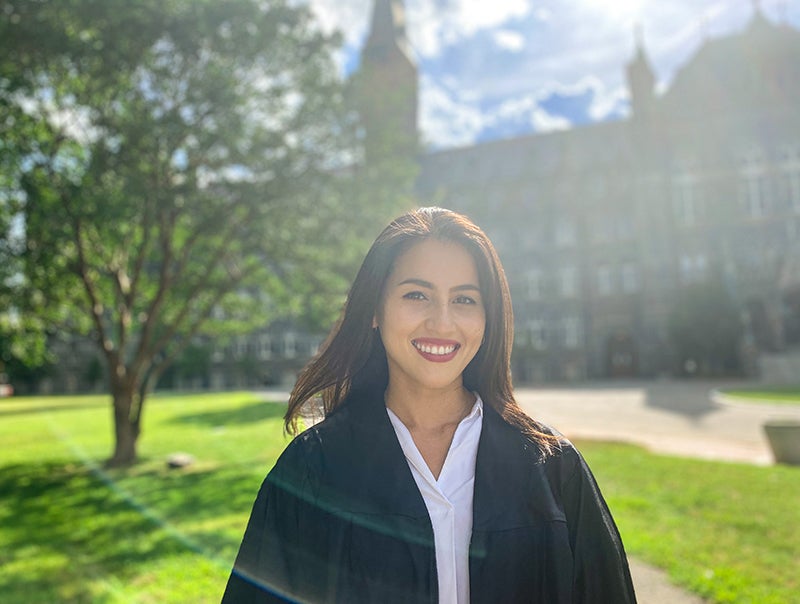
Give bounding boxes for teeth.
[414,342,457,355]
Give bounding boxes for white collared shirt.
[387,397,484,604]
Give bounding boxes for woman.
[222,207,636,603]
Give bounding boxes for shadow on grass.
[169,400,286,427]
[0,402,108,418]
[0,459,259,603]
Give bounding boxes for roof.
[659,13,800,118]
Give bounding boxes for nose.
[426,301,456,333]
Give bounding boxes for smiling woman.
[376,239,486,400]
[222,207,637,603]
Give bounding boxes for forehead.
[389,239,479,286]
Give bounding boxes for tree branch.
[61,194,117,368]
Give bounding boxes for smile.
[411,339,461,361]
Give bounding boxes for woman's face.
[375,239,486,394]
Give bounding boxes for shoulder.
[270,395,383,480]
[274,405,354,470]
[482,406,584,484]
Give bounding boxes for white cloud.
[407,0,531,57]
[529,108,572,133]
[492,29,526,52]
[418,75,487,149]
[588,84,628,121]
[493,94,571,132]
[532,75,628,122]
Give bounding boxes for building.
[360,1,800,381]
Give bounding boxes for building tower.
[355,0,419,162]
[626,25,656,121]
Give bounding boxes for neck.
[384,380,475,430]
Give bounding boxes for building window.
[562,316,582,349]
[525,269,544,300]
[616,212,634,240]
[740,148,770,219]
[672,172,701,227]
[235,336,247,359]
[555,218,576,248]
[679,254,707,283]
[258,335,272,360]
[744,174,769,217]
[621,262,639,293]
[284,332,296,359]
[596,265,613,296]
[787,171,800,213]
[526,319,547,350]
[559,265,578,298]
[780,143,800,213]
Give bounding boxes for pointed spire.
[369,0,407,45]
[356,0,418,162]
[361,0,414,68]
[626,23,655,120]
[634,22,644,52]
[364,0,414,61]
[747,0,771,31]
[628,22,654,79]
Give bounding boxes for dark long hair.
[286,207,558,454]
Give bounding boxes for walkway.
[515,380,800,465]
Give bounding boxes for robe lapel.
[472,404,567,529]
[471,404,538,531]
[332,391,432,521]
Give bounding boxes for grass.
[1,392,798,603]
[580,440,800,604]
[0,392,290,603]
[720,386,800,405]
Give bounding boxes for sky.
[304,0,800,150]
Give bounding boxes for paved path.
[515,380,800,603]
[515,380,800,465]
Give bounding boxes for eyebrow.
[397,278,481,293]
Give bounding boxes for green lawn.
[580,441,800,604]
[721,386,800,405]
[1,393,798,603]
[0,392,290,603]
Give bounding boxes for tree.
[0,91,51,389]
[0,0,412,465]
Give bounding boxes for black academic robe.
[221,392,637,603]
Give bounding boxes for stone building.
[361,1,800,381]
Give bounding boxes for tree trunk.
[106,383,140,467]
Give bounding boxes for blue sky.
[306,0,800,150]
